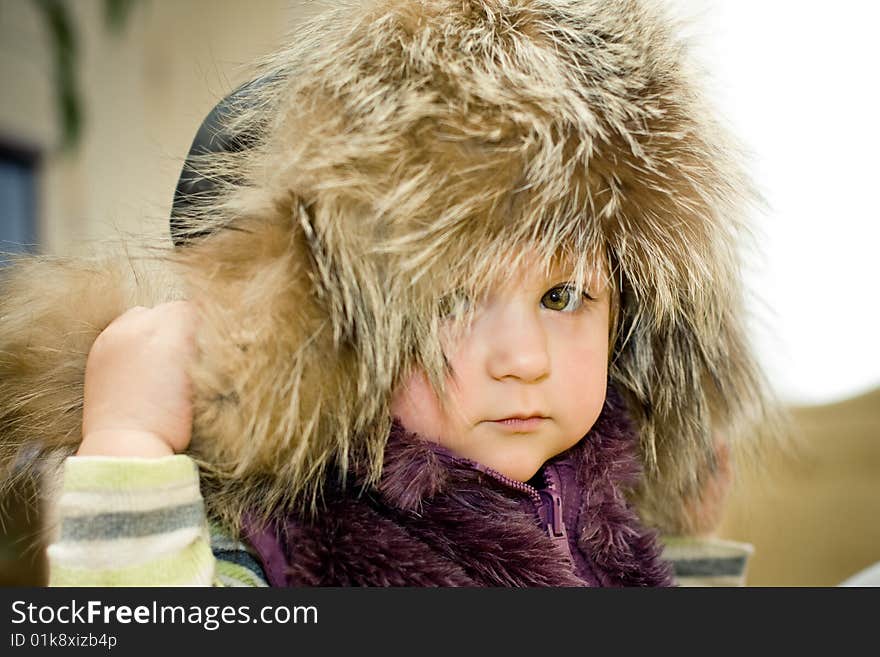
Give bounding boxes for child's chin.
[488,451,547,483]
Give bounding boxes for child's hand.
[77,301,198,458]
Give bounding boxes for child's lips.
[487,416,549,431]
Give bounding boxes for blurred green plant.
[31,0,142,151]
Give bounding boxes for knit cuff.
[661,535,755,587]
[47,454,214,587]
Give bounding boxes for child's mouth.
[490,416,548,431]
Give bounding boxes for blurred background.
[1,0,877,586]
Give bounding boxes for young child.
[0,0,776,586]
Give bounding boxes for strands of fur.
[0,0,784,537]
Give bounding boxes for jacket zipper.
[468,461,575,568]
[541,464,575,568]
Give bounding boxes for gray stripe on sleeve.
[213,549,269,585]
[60,502,205,541]
[670,555,748,578]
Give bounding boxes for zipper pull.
[541,467,574,568]
[549,490,566,538]
[539,487,573,568]
[542,488,567,539]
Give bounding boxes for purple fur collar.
[245,385,673,587]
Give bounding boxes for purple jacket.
[244,386,674,586]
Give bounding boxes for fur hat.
[0,0,781,535]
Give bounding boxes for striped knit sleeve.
[210,525,269,587]
[47,455,215,586]
[661,536,755,587]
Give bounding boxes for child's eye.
[541,283,592,312]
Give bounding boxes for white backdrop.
[669,0,880,405]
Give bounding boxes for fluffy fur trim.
[0,0,782,534]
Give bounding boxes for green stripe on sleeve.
[49,539,215,587]
[215,560,268,587]
[62,455,199,492]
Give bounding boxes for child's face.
[390,255,611,482]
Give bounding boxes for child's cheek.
[389,371,446,443]
[555,339,609,432]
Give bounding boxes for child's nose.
[483,307,551,383]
